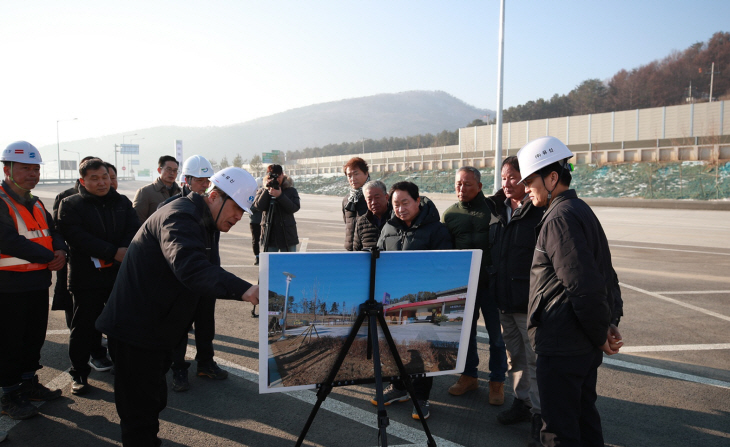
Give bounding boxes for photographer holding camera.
[253,164,300,252]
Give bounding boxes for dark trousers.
[69,287,111,379]
[392,376,433,401]
[464,287,507,381]
[0,290,49,387]
[171,297,216,371]
[109,337,171,447]
[537,349,604,447]
[250,222,261,257]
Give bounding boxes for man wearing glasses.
[132,155,182,223]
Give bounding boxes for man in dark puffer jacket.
[342,157,369,250]
[485,156,545,444]
[352,180,390,251]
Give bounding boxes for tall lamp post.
[57,117,78,182]
[280,272,296,339]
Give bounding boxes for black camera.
[266,172,280,190]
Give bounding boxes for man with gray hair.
[353,180,391,251]
[442,166,507,405]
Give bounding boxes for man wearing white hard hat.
[1,141,67,423]
[96,166,259,447]
[157,155,228,392]
[516,136,624,447]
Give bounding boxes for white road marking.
[655,290,730,295]
[617,343,730,353]
[298,238,309,253]
[615,267,730,284]
[604,358,730,390]
[621,282,730,322]
[47,329,70,335]
[204,348,465,447]
[610,244,730,256]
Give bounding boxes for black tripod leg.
[295,310,368,447]
[376,312,437,447]
[368,311,390,447]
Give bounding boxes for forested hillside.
[287,32,730,162]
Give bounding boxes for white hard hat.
[182,154,214,178]
[516,136,573,184]
[207,167,257,213]
[1,141,44,165]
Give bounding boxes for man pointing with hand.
[96,167,260,447]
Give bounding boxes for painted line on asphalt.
[201,348,465,447]
[475,332,730,389]
[603,358,730,390]
[618,343,730,353]
[621,282,730,322]
[610,244,730,256]
[615,268,730,284]
[655,290,730,295]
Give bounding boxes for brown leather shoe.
[489,381,505,405]
[448,375,479,396]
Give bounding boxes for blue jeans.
[463,288,507,382]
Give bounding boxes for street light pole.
[280,272,296,339]
[56,117,78,182]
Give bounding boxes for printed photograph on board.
[258,250,481,394]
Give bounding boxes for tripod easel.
[295,249,437,447]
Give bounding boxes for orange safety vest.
[0,185,54,271]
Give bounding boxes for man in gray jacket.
[132,155,181,223]
[518,137,623,447]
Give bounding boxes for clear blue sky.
[267,251,472,310]
[2,0,728,151]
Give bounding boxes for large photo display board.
[258,250,481,394]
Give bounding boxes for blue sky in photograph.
[267,251,473,309]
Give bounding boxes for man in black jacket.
[51,155,100,329]
[342,157,369,250]
[352,180,390,251]
[96,167,259,447]
[254,164,300,252]
[58,158,140,394]
[518,137,623,447]
[486,156,544,445]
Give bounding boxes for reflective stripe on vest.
[0,186,53,271]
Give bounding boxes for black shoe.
[528,413,543,447]
[253,257,259,266]
[1,389,38,420]
[22,375,62,401]
[88,356,114,372]
[197,362,228,380]
[371,384,409,406]
[497,398,532,425]
[71,377,90,395]
[172,369,190,392]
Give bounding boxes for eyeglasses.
[163,167,179,174]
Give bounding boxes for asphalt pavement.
[1,180,728,446]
